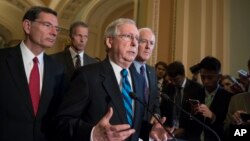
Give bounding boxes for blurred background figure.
[224,92,250,140]
[220,74,245,95]
[160,61,203,141]
[155,61,168,92]
[189,63,201,83]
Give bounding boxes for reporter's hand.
[93,107,135,141]
[232,110,246,125]
[150,117,169,141]
[198,104,213,119]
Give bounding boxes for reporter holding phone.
[224,92,250,139]
[160,61,203,140]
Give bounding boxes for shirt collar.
[181,77,187,88]
[69,46,84,59]
[205,85,219,97]
[133,60,145,74]
[20,41,44,64]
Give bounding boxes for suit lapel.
[146,65,154,107]
[6,46,34,116]
[64,49,75,75]
[37,55,55,118]
[100,59,128,123]
[130,64,144,127]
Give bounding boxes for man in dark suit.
[51,21,97,79]
[0,6,66,141]
[55,18,169,141]
[133,28,160,123]
[196,56,232,141]
[160,61,203,140]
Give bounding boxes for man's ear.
[23,19,31,34]
[105,37,113,49]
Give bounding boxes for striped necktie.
[121,69,133,126]
[75,54,81,69]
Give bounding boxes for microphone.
[129,92,176,141]
[161,94,221,141]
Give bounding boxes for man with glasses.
[55,18,169,141]
[52,21,97,79]
[0,6,66,141]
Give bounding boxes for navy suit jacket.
[51,47,97,79]
[131,63,160,121]
[55,58,148,141]
[0,45,66,141]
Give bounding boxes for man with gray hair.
[55,18,169,141]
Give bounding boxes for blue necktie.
[140,65,149,103]
[121,69,133,126]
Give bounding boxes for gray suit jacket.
[225,92,250,135]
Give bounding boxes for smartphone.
[188,99,200,105]
[238,69,248,77]
[240,113,250,122]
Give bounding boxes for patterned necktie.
[75,54,81,69]
[140,65,149,103]
[173,87,182,127]
[121,69,133,126]
[29,57,40,116]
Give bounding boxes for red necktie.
[29,57,40,116]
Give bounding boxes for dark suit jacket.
[199,87,232,141]
[132,64,160,121]
[55,58,148,141]
[51,47,97,79]
[0,45,66,141]
[160,78,203,140]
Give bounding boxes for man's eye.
[44,23,51,27]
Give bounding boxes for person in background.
[189,63,201,83]
[51,21,97,79]
[155,61,168,92]
[54,18,169,141]
[195,56,232,141]
[220,74,245,94]
[0,6,66,141]
[224,92,250,140]
[133,28,160,131]
[160,61,203,141]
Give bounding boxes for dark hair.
[22,6,57,21]
[190,63,200,74]
[167,61,185,77]
[199,56,221,73]
[69,21,88,38]
[155,61,168,69]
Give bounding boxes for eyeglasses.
[115,34,139,42]
[33,20,61,32]
[139,39,155,46]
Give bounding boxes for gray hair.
[104,18,136,38]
